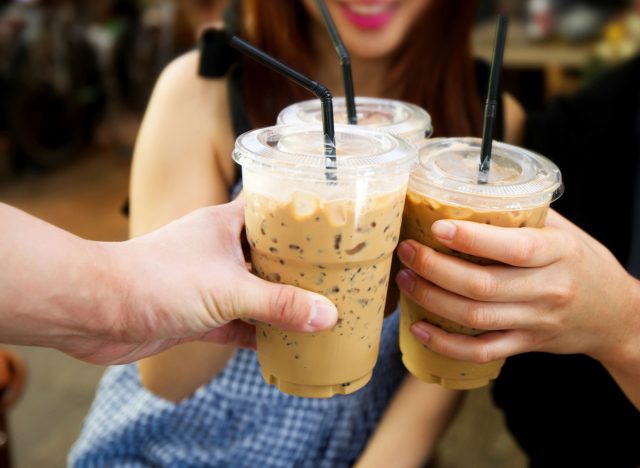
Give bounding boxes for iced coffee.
[234,124,416,398]
[399,137,563,389]
[277,97,433,145]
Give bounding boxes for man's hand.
[0,201,337,365]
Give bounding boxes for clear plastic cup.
[400,137,563,389]
[233,124,417,398]
[277,97,433,145]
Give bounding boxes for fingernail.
[398,242,416,264]
[308,300,338,330]
[432,220,456,240]
[411,322,431,343]
[396,269,416,293]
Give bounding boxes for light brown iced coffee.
[234,124,416,398]
[277,97,433,145]
[245,190,405,397]
[399,138,563,390]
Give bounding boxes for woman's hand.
[395,209,640,374]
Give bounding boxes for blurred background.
[0,0,639,467]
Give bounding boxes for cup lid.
[233,124,416,181]
[410,137,564,210]
[277,97,433,143]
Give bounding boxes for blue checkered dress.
[69,310,406,467]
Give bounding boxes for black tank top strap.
[195,1,249,197]
[197,0,252,139]
[198,28,239,79]
[198,0,242,79]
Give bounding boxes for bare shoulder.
[134,49,235,179]
[150,50,230,124]
[502,93,526,145]
[130,50,237,233]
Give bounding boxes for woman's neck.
[310,23,392,98]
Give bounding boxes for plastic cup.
[277,97,433,145]
[233,124,416,398]
[399,137,563,389]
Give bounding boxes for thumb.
[228,273,338,332]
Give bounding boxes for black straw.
[228,36,337,177]
[478,15,509,185]
[315,0,357,124]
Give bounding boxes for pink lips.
[339,2,395,30]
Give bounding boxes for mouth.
[337,2,398,30]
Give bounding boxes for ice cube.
[407,191,423,206]
[326,201,348,227]
[290,192,319,221]
[445,206,473,219]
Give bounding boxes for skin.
[0,201,337,364]
[301,0,431,60]
[132,0,526,464]
[398,210,640,409]
[354,376,463,468]
[136,0,450,403]
[180,0,229,38]
[132,52,241,401]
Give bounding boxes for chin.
[315,0,425,60]
[344,36,400,60]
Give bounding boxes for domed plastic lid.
[277,97,433,144]
[410,137,563,210]
[233,124,416,181]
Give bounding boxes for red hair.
[235,0,483,137]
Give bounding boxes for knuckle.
[470,345,495,364]
[468,272,498,300]
[508,235,537,265]
[465,303,492,329]
[458,226,478,251]
[413,281,432,309]
[537,312,562,333]
[549,278,578,306]
[271,285,300,325]
[562,233,582,259]
[416,248,436,279]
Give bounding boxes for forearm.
[598,275,640,410]
[604,362,640,410]
[0,203,126,350]
[355,375,462,468]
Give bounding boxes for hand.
[395,209,640,369]
[69,200,337,364]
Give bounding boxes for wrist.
[593,274,640,372]
[103,238,172,342]
[87,240,138,341]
